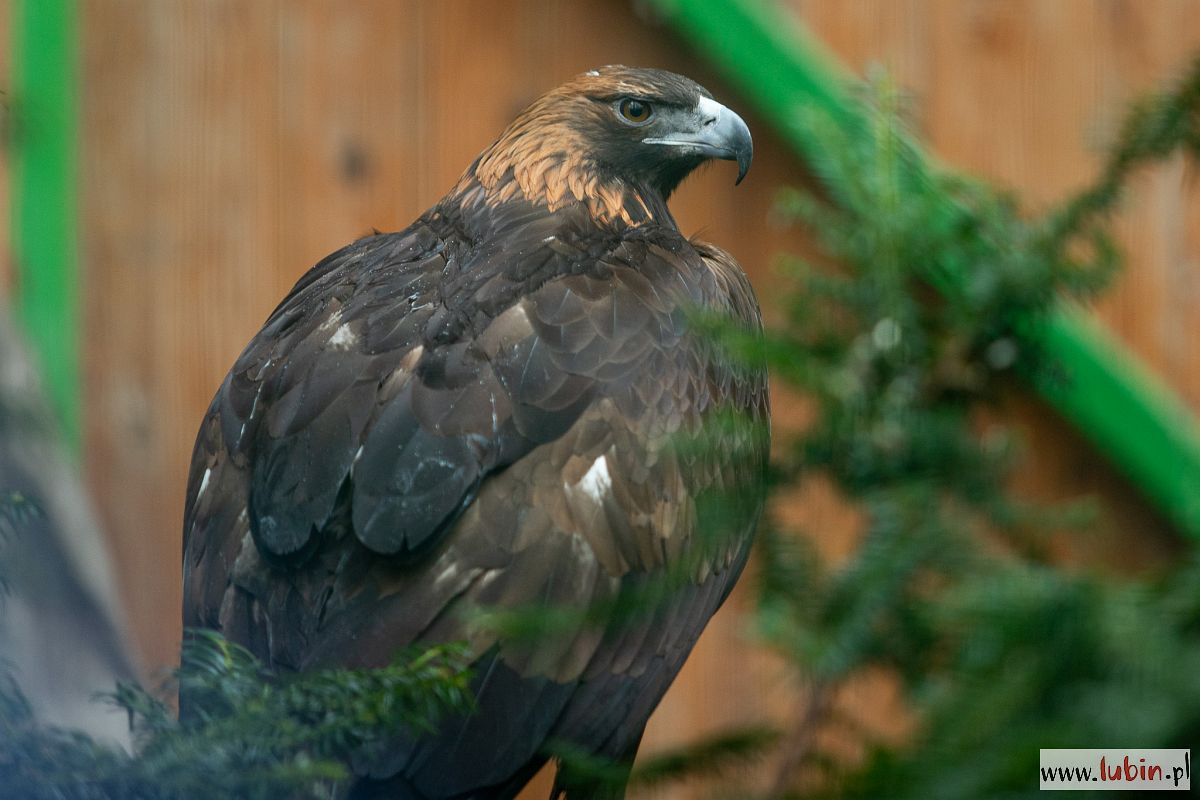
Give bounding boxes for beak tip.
[730,111,753,186]
[735,157,751,185]
[734,144,752,185]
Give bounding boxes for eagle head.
[462,66,753,225]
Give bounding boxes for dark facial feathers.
[182,67,768,800]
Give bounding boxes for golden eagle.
[183,66,768,799]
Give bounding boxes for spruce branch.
[754,54,1200,798]
[1,631,473,799]
[1043,54,1200,245]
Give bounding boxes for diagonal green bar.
[648,0,1200,537]
[1032,308,1200,534]
[10,0,80,449]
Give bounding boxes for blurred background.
[2,1,1200,797]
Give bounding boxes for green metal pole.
[648,0,1200,537]
[11,0,80,449]
[1033,309,1200,534]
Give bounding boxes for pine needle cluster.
[751,58,1200,798]
[1,615,472,799]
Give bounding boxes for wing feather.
[182,202,769,797]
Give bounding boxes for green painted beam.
[1033,308,1200,533]
[10,0,79,448]
[649,0,1200,537]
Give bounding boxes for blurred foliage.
[2,53,1200,800]
[748,56,1200,799]
[0,630,473,799]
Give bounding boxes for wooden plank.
[81,0,285,672]
[922,0,1200,407]
[909,0,1200,552]
[274,0,424,289]
[795,0,1200,411]
[784,0,1200,548]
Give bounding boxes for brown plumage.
[182,66,768,799]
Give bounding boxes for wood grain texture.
[76,1,1199,797]
[794,0,1199,558]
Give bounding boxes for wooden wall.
[3,0,1199,796]
[799,0,1200,571]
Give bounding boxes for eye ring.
[617,98,653,125]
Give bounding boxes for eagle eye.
[617,98,653,125]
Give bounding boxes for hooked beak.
[642,96,754,185]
